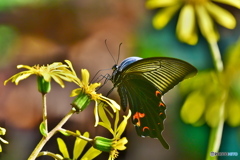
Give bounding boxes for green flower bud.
[37,76,51,94]
[71,90,91,112]
[93,136,113,152]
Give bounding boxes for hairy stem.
[42,93,48,133]
[37,151,63,160]
[59,128,93,142]
[28,109,76,160]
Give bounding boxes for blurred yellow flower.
[4,60,78,88]
[180,39,240,127]
[146,0,240,45]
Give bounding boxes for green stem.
[27,109,76,160]
[206,41,225,160]
[59,128,93,142]
[209,41,223,72]
[37,151,63,160]
[42,94,48,133]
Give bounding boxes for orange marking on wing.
[155,90,161,97]
[159,112,163,116]
[142,126,150,132]
[133,112,145,126]
[159,102,165,107]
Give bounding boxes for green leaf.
[181,91,206,125]
[58,130,72,136]
[39,122,48,137]
[57,138,70,158]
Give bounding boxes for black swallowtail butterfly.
[110,56,197,149]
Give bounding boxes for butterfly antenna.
[105,39,117,65]
[117,42,122,65]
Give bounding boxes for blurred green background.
[0,0,239,160]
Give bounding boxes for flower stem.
[42,93,48,133]
[27,109,76,160]
[37,151,63,160]
[59,129,93,142]
[206,41,225,160]
[209,41,223,72]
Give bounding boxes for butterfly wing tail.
[157,133,170,149]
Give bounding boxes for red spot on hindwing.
[133,112,145,126]
[155,90,162,97]
[142,126,150,132]
[159,102,165,107]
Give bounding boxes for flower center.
[183,0,208,5]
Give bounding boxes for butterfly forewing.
[120,57,197,94]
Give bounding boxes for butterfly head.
[111,57,142,84]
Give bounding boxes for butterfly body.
[111,56,197,149]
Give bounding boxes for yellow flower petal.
[81,69,90,86]
[42,72,51,82]
[115,110,131,138]
[57,138,70,158]
[146,0,179,9]
[196,5,219,43]
[73,131,89,159]
[113,137,128,150]
[206,2,236,29]
[0,137,8,144]
[51,74,65,88]
[81,147,102,160]
[96,103,113,134]
[89,83,101,91]
[213,0,240,9]
[54,73,74,82]
[65,60,77,77]
[176,4,198,45]
[15,72,32,85]
[70,88,82,97]
[94,101,100,127]
[153,5,181,29]
[100,96,121,111]
[17,64,33,70]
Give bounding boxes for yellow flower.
[4,60,78,88]
[70,68,120,122]
[146,0,240,45]
[0,127,9,152]
[56,131,102,160]
[97,109,131,160]
[180,39,240,127]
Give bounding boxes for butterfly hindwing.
[118,74,169,149]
